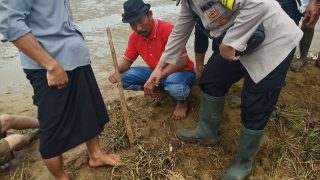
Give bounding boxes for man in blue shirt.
[0,1,120,179]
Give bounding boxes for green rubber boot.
[176,92,224,144]
[291,28,314,72]
[222,127,264,180]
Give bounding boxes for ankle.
[88,149,103,160]
[55,173,69,180]
[177,100,187,105]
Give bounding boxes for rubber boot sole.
[176,134,221,145]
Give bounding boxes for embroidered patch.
[218,15,231,25]
[203,3,226,24]
[220,0,235,10]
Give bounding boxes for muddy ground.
[1,61,319,179]
[0,0,320,179]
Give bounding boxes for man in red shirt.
[109,0,195,119]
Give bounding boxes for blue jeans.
[121,66,196,101]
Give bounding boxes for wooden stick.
[106,27,134,145]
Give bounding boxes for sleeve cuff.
[222,36,247,52]
[6,24,31,41]
[123,55,136,62]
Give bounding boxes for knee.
[164,84,190,100]
[120,72,143,91]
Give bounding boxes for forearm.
[160,1,195,65]
[12,33,58,71]
[117,58,133,73]
[302,0,319,28]
[161,56,187,78]
[195,53,205,68]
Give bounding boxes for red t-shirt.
[124,19,194,70]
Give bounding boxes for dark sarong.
[24,65,109,159]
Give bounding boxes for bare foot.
[88,153,121,168]
[172,100,188,120]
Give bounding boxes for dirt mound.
[1,62,319,180]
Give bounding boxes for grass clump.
[111,141,176,180]
[266,104,319,179]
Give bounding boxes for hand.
[144,67,162,95]
[46,62,68,89]
[143,77,156,95]
[219,43,240,61]
[302,0,319,28]
[108,69,118,84]
[195,64,204,79]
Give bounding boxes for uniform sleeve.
[222,0,272,52]
[124,33,139,61]
[160,0,195,65]
[0,0,34,41]
[161,22,189,58]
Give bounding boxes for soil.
[0,59,319,179]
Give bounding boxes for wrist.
[45,60,59,72]
[157,60,167,70]
[196,62,204,67]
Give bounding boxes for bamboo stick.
[106,27,134,145]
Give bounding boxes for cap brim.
[122,4,150,23]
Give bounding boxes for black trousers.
[199,50,295,130]
[24,65,108,159]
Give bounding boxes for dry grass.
[102,100,176,179]
[101,101,130,152]
[7,161,31,180]
[110,140,176,179]
[264,103,320,179]
[101,95,319,179]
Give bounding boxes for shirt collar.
[143,19,158,40]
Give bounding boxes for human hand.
[108,69,118,84]
[144,67,162,95]
[195,64,204,79]
[219,43,240,61]
[143,77,156,95]
[46,62,68,89]
[302,0,319,28]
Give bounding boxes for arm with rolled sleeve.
[0,0,34,41]
[124,33,139,61]
[222,0,272,52]
[160,1,195,65]
[0,0,69,89]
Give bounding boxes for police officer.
[146,0,303,179]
